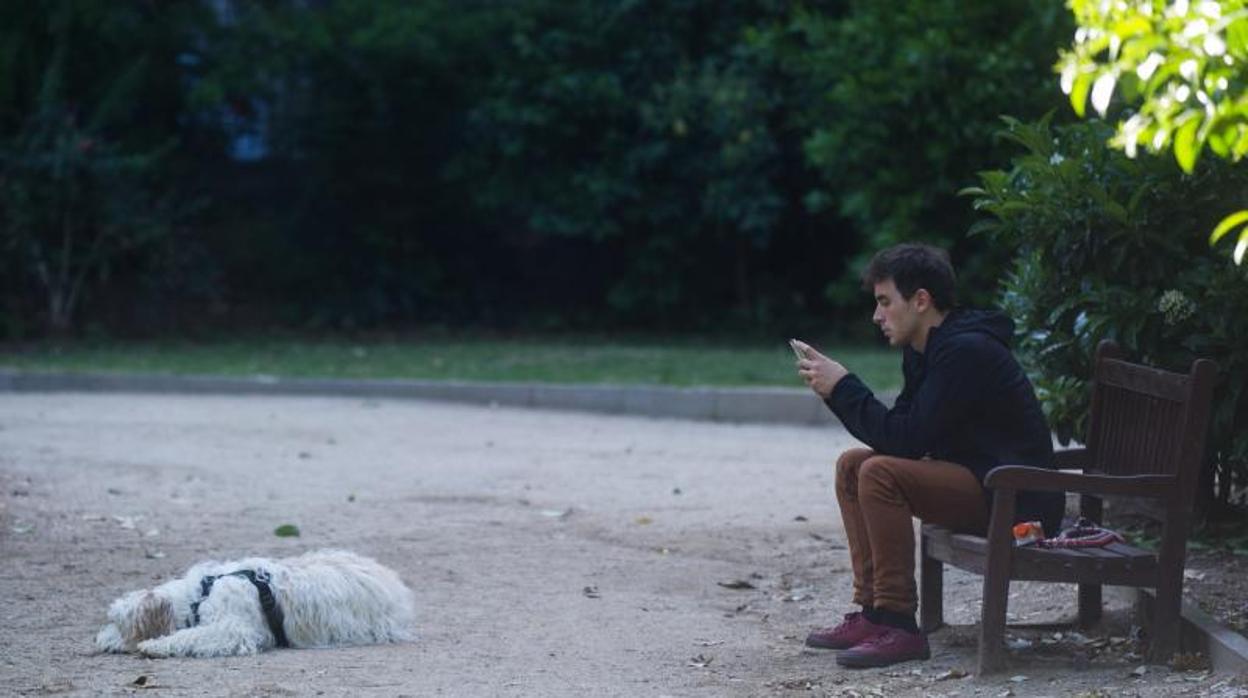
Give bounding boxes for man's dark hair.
[860,243,957,311]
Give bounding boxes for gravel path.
[0,393,1241,696]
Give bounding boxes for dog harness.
[190,569,290,647]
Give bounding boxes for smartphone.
[789,338,806,361]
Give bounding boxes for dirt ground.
[2,392,1246,697]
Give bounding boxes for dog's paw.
[95,624,127,654]
[136,638,173,658]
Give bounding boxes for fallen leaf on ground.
[273,524,300,537]
[688,654,713,668]
[793,515,808,522]
[717,579,755,590]
[635,516,653,525]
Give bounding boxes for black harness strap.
[190,569,290,647]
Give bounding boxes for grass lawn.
[0,336,902,392]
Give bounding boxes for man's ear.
[912,288,933,313]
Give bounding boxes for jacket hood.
[930,308,1014,349]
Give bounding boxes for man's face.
[872,279,921,348]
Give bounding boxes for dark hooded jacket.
[826,308,1065,537]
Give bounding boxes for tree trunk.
[47,287,73,337]
[734,232,751,320]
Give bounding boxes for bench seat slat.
[923,524,1158,585]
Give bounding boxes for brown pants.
[835,448,989,614]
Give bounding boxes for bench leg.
[1148,569,1183,663]
[977,565,1010,674]
[920,537,944,632]
[978,490,1016,676]
[1078,583,1102,627]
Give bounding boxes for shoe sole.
[804,637,853,650]
[835,647,931,668]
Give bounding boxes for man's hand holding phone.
[790,338,849,399]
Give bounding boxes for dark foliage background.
[0,0,1071,338]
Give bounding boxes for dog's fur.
[96,549,414,657]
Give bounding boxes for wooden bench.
[918,340,1218,673]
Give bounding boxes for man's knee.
[836,448,874,471]
[858,456,903,498]
[835,448,874,490]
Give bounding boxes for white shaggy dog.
[96,549,414,657]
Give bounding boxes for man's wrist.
[824,373,856,401]
[818,374,845,399]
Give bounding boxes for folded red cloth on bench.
[1035,517,1126,549]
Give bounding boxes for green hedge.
[965,115,1248,514]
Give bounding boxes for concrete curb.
[1134,588,1248,673]
[0,369,860,426]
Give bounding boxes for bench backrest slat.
[1085,340,1218,519]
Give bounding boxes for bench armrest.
[984,465,1173,498]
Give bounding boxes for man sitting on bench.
[792,243,1064,668]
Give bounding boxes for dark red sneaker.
[804,612,885,650]
[836,626,931,668]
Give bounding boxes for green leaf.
[1210,209,1248,244]
[1173,115,1202,173]
[1070,72,1093,118]
[966,219,1001,237]
[1208,129,1230,157]
[1110,16,1151,41]
[274,524,301,537]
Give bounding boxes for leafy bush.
[751,0,1072,306]
[446,0,839,329]
[964,115,1248,513]
[1057,0,1248,263]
